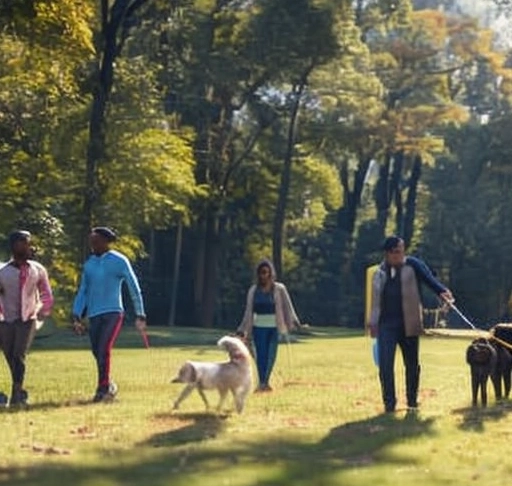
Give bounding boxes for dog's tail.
[217,335,252,363]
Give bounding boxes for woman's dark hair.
[256,259,276,279]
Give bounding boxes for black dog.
[490,341,512,400]
[466,338,497,407]
[489,323,512,399]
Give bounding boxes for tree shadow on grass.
[321,410,435,456]
[0,411,436,486]
[31,326,355,351]
[246,412,436,486]
[144,411,228,447]
[0,398,95,414]
[452,399,512,432]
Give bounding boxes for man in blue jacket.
[369,236,453,413]
[72,227,147,402]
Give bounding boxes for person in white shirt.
[0,231,54,406]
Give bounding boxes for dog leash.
[141,329,150,349]
[489,333,512,352]
[444,301,512,351]
[443,299,512,353]
[446,301,478,331]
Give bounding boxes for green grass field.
[0,325,509,486]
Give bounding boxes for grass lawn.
[0,325,509,486]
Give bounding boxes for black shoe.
[384,401,396,413]
[10,389,28,407]
[0,391,8,407]
[92,389,104,403]
[93,382,118,403]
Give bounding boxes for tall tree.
[248,0,340,278]
[151,0,342,325]
[83,0,152,252]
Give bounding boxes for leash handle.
[141,330,150,349]
[446,301,478,330]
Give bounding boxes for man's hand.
[440,290,454,305]
[369,323,378,338]
[135,316,147,333]
[135,317,149,348]
[72,318,87,336]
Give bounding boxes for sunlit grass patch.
[0,326,510,486]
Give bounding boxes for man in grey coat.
[369,236,453,413]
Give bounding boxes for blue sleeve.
[72,267,88,318]
[120,257,145,317]
[406,256,447,295]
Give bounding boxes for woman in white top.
[237,259,300,392]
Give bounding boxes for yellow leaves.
[388,103,469,160]
[0,3,94,107]
[112,235,146,262]
[105,127,202,227]
[394,133,444,163]
[213,8,249,50]
[300,155,343,211]
[499,77,512,96]
[397,105,468,132]
[372,51,399,71]
[410,9,448,50]
[284,154,343,236]
[35,0,95,55]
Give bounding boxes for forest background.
[1,0,512,329]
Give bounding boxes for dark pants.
[378,325,420,411]
[88,312,123,391]
[0,319,36,388]
[252,326,279,386]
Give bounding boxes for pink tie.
[19,263,28,320]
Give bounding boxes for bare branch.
[221,115,278,192]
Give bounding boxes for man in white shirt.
[0,231,54,406]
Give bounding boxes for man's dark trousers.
[378,323,420,411]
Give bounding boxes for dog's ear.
[184,362,198,382]
[190,363,197,382]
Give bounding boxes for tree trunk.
[83,7,119,246]
[200,210,220,328]
[272,78,308,278]
[83,65,112,255]
[403,155,422,246]
[338,155,372,234]
[375,151,392,235]
[193,223,206,326]
[168,222,183,326]
[391,150,404,236]
[82,0,149,255]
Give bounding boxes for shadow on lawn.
[143,412,229,446]
[452,399,512,432]
[31,326,353,351]
[247,412,436,486]
[0,399,95,414]
[0,411,436,486]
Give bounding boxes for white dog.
[171,335,253,413]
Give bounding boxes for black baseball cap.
[91,226,117,242]
[381,235,404,252]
